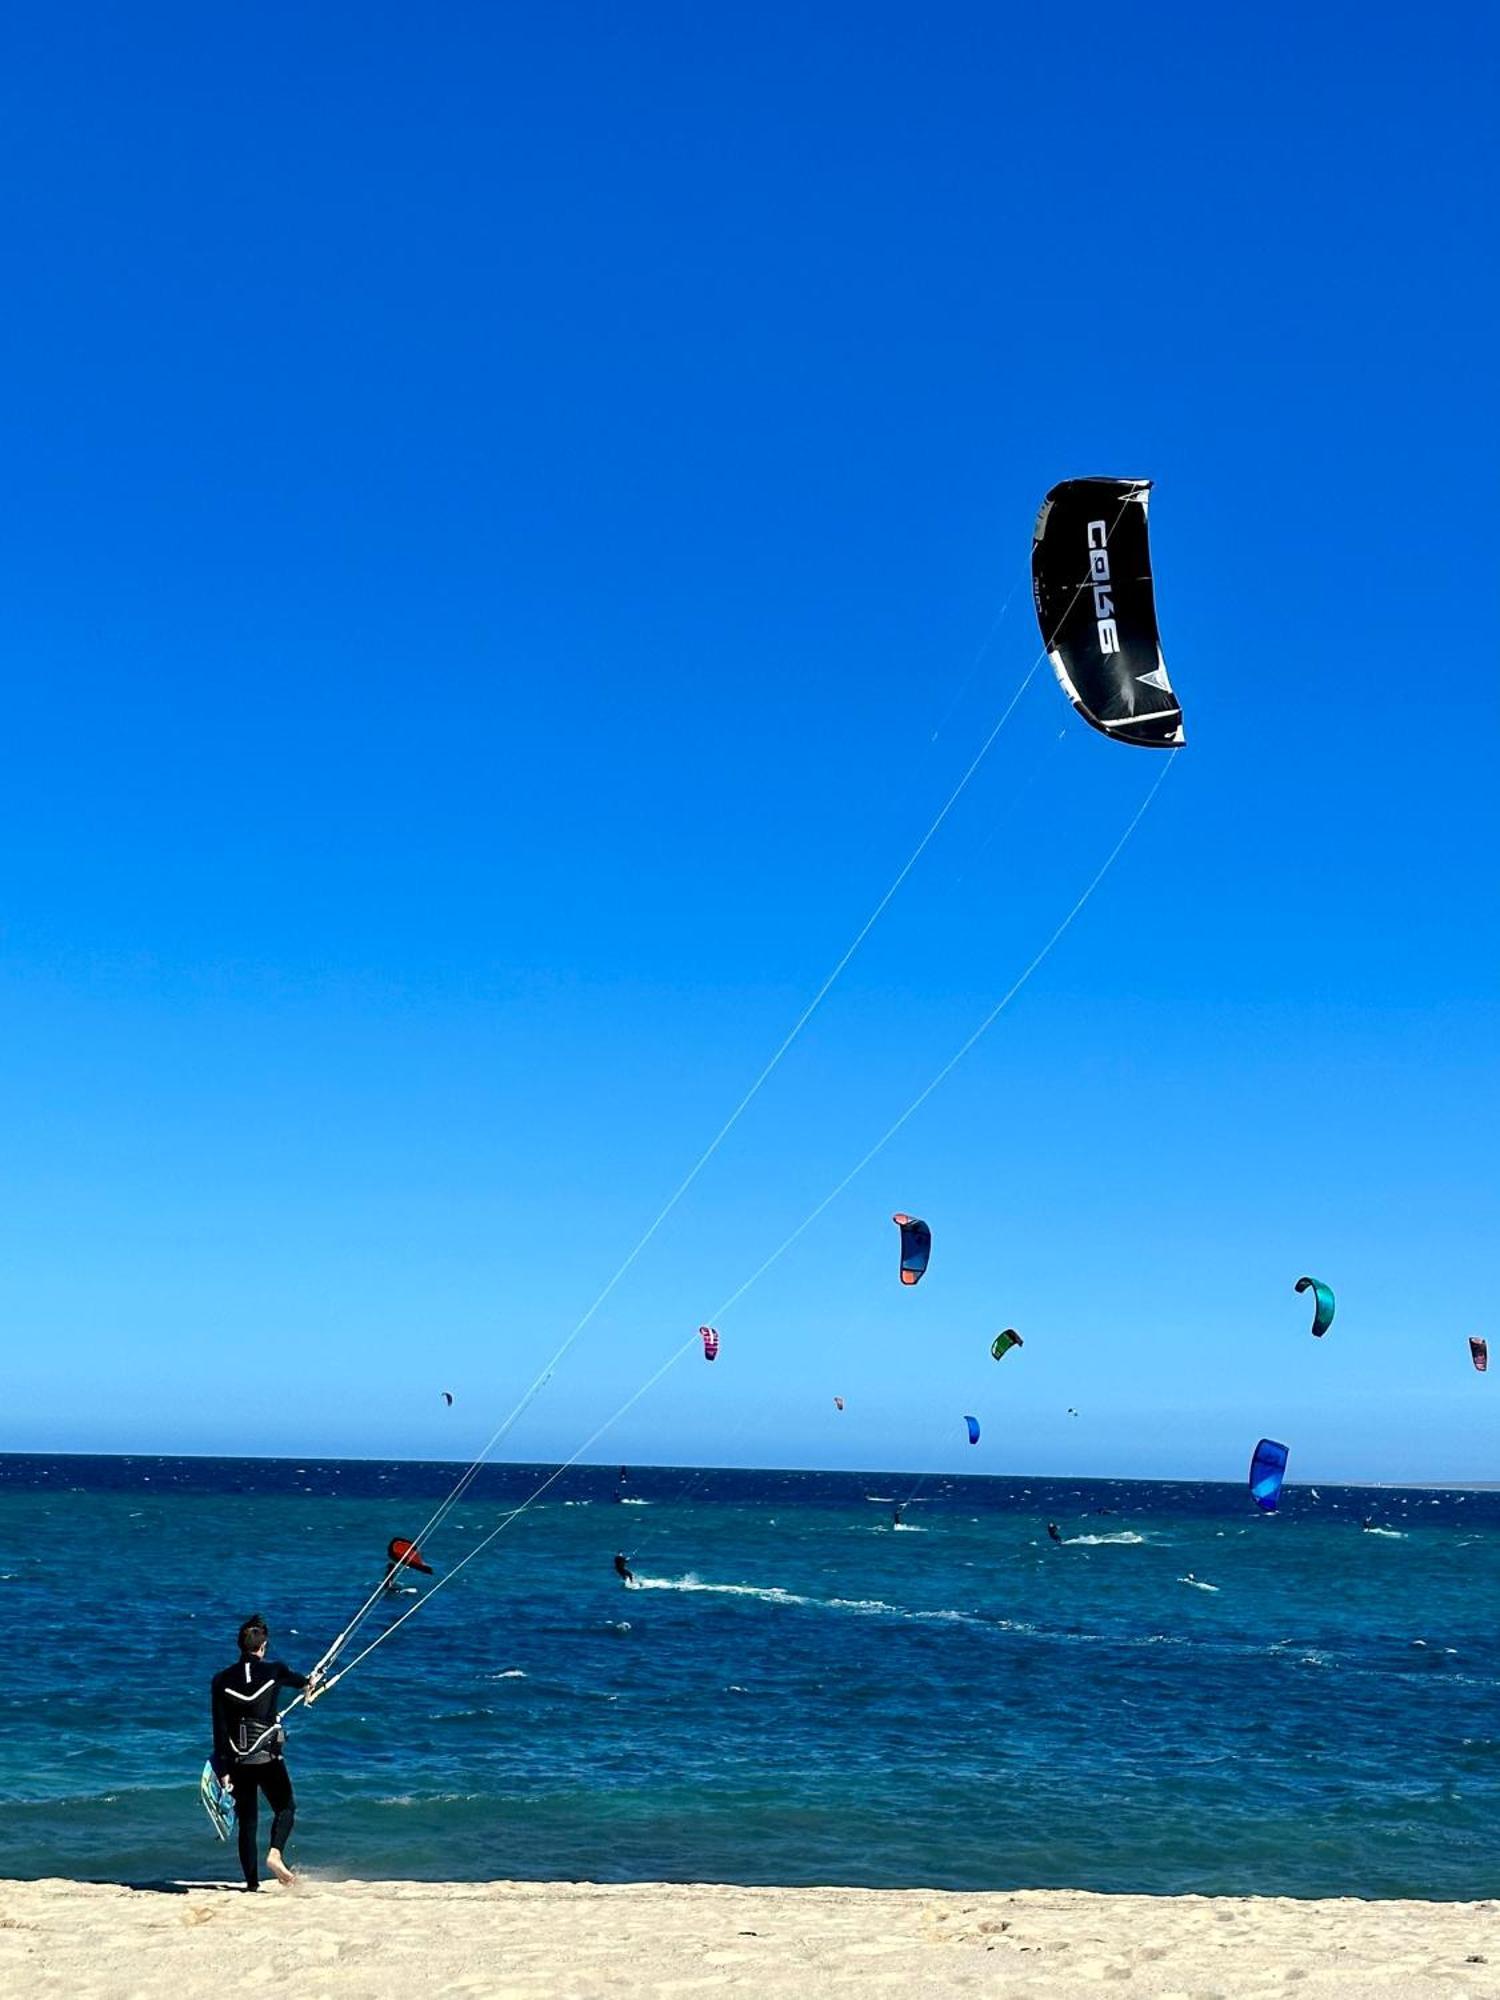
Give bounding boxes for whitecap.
[633,1574,812,1607]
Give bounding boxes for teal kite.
[1295,1276,1335,1338]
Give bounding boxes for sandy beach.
[2,1878,1494,1999]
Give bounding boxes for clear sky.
[1,3,1495,1482]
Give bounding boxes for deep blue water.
[2,1454,1497,1896]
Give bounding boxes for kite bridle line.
[304,500,1138,1684]
[924,574,1029,752]
[305,638,1050,1683]
[308,500,1152,1688]
[300,745,1178,1703]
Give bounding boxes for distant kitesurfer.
[1046,1521,1062,1543]
[384,1537,433,1592]
[210,1614,323,1891]
[891,1505,905,1529]
[613,1553,636,1587]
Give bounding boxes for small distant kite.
[441,1391,454,1407]
[386,1536,433,1577]
[1295,1276,1336,1338]
[700,1325,720,1361]
[1249,1440,1289,1514]
[833,1396,845,1411]
[892,1213,931,1286]
[964,1414,981,1446]
[990,1329,1024,1363]
[1470,1337,1488,1374]
[1066,1408,1079,1417]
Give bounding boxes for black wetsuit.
[210,1655,309,1889]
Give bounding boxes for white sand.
[2,1878,1495,1998]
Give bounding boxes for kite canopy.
[1295,1276,1336,1338]
[892,1213,932,1285]
[441,1391,453,1407]
[833,1395,845,1411]
[387,1537,433,1575]
[700,1325,720,1361]
[964,1414,981,1445]
[1471,1337,1489,1374]
[990,1329,1024,1362]
[1249,1439,1289,1513]
[1031,478,1183,748]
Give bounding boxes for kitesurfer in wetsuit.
[383,1537,433,1593]
[1046,1521,1062,1543]
[891,1505,904,1528]
[613,1553,635,1587]
[210,1615,323,1890]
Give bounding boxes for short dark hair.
[238,1615,269,1654]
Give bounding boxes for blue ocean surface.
[2,1454,1497,1897]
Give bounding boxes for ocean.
[2,1455,1496,1898]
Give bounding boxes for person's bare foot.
[266,1848,296,1887]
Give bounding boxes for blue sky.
[2,3,1495,1480]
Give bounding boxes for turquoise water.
[2,1455,1497,1895]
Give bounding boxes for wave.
[370,1792,482,1808]
[617,1497,650,1506]
[1179,1577,1219,1592]
[486,1669,527,1680]
[1363,1527,1407,1539]
[1063,1531,1147,1546]
[631,1573,989,1629]
[633,1575,812,1607]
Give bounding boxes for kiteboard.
[199,1760,232,1841]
